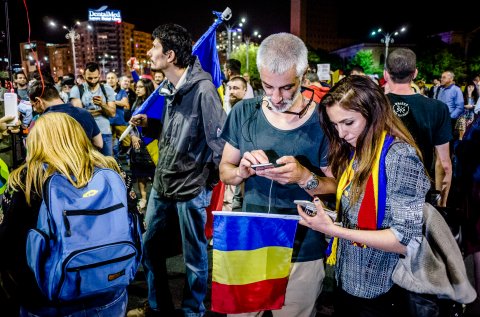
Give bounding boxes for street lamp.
[371,26,406,65]
[49,20,83,76]
[225,17,245,59]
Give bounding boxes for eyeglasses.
[282,86,315,119]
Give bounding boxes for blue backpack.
[26,168,142,302]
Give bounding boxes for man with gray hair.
[219,32,335,316]
[384,48,452,208]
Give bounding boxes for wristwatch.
[301,172,319,190]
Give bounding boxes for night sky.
[4,0,290,63]
[3,0,479,63]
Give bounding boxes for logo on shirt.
[392,101,410,117]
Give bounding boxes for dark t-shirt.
[44,103,101,140]
[387,93,452,173]
[221,96,329,262]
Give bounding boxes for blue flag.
[192,11,225,89]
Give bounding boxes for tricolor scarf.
[326,131,394,265]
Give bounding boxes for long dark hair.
[319,76,421,203]
[133,78,155,111]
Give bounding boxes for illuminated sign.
[88,6,122,22]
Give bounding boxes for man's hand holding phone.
[92,96,103,107]
[250,162,284,171]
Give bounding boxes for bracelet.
[300,172,319,190]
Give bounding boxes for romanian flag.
[192,11,224,90]
[326,131,394,264]
[211,212,300,314]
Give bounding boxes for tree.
[347,50,383,76]
[231,43,260,79]
[469,55,480,76]
[416,36,467,82]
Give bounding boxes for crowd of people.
[0,21,480,317]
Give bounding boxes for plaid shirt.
[336,141,430,298]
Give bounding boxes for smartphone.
[251,163,274,171]
[3,92,18,126]
[251,162,285,171]
[294,200,337,220]
[294,200,317,216]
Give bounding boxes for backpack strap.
[99,83,107,99]
[78,84,85,99]
[78,83,107,100]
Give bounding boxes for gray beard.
[266,86,302,113]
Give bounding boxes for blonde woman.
[0,112,136,316]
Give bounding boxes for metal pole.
[71,34,77,76]
[384,34,390,64]
[227,28,232,59]
[66,28,79,76]
[245,37,250,73]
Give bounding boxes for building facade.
[19,20,151,80]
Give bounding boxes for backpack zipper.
[66,251,136,271]
[63,202,124,237]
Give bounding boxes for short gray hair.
[256,33,308,78]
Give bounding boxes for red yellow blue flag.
[211,212,299,314]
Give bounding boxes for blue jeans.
[19,289,127,316]
[112,136,119,159]
[143,188,212,317]
[101,134,113,157]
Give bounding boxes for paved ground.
[127,251,228,317]
[127,253,480,316]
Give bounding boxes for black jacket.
[145,57,226,201]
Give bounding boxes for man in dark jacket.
[127,24,226,317]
